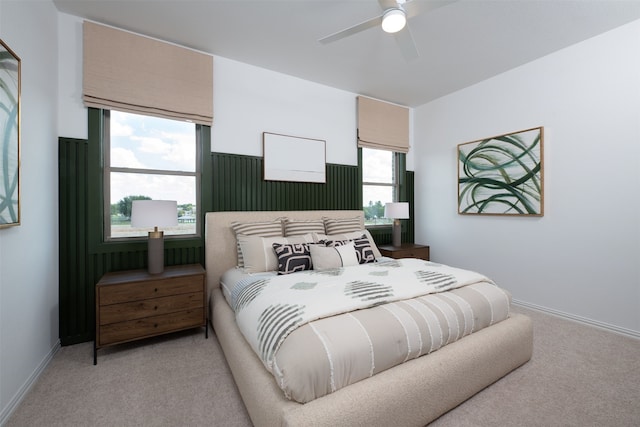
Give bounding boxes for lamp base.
[147,231,164,274]
[392,219,402,247]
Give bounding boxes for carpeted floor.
[6,306,640,427]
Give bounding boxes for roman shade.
[357,95,409,153]
[83,21,213,125]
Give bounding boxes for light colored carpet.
[6,306,640,427]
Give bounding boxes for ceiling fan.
[319,0,453,61]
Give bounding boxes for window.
[361,147,399,226]
[103,110,201,239]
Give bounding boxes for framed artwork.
[263,132,326,183]
[0,39,21,228]
[458,127,544,216]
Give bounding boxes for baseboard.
[512,299,640,340]
[0,340,61,426]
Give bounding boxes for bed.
[205,210,533,427]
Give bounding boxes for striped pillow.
[323,217,362,235]
[231,219,283,267]
[283,219,325,236]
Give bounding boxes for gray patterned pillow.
[272,243,313,275]
[323,234,376,264]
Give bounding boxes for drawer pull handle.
[154,323,158,328]
[154,288,158,292]
[154,306,158,310]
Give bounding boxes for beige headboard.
[204,210,364,295]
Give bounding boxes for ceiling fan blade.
[403,0,458,19]
[378,0,400,10]
[394,26,419,61]
[319,15,383,44]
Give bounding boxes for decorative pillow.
[273,243,313,274]
[237,235,290,273]
[324,234,376,264]
[231,219,283,267]
[323,217,362,235]
[283,219,325,237]
[313,229,382,259]
[309,242,359,270]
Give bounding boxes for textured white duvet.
[225,259,511,402]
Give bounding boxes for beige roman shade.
[83,21,213,125]
[357,95,409,153]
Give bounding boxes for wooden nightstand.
[378,243,430,261]
[94,264,207,364]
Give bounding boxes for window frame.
[101,109,203,242]
[359,147,406,228]
[86,107,213,258]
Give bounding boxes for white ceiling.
[52,0,640,107]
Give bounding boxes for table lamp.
[384,202,409,247]
[131,200,178,274]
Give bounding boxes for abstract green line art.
[458,127,544,216]
[0,39,20,228]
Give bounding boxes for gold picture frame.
[458,127,544,216]
[0,38,20,228]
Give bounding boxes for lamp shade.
[131,200,178,228]
[384,202,410,219]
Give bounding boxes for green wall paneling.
[59,137,90,345]
[211,152,362,211]
[58,109,212,345]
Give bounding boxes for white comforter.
[233,258,494,372]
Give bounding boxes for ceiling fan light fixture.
[381,8,407,34]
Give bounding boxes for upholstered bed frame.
[205,210,533,427]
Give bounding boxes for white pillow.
[238,235,287,273]
[309,242,359,270]
[313,229,382,259]
[231,219,283,267]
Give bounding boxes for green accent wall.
[58,109,213,345]
[212,153,362,211]
[58,118,415,345]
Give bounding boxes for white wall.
[0,0,60,423]
[211,56,358,165]
[414,20,640,336]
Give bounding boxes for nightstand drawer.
[98,309,205,346]
[379,244,430,261]
[393,249,424,258]
[99,292,204,325]
[99,276,203,305]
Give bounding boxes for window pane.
[110,110,196,172]
[363,185,393,225]
[106,110,200,240]
[110,172,196,238]
[362,147,393,184]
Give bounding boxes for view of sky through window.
[108,111,197,238]
[362,148,394,225]
[110,111,196,205]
